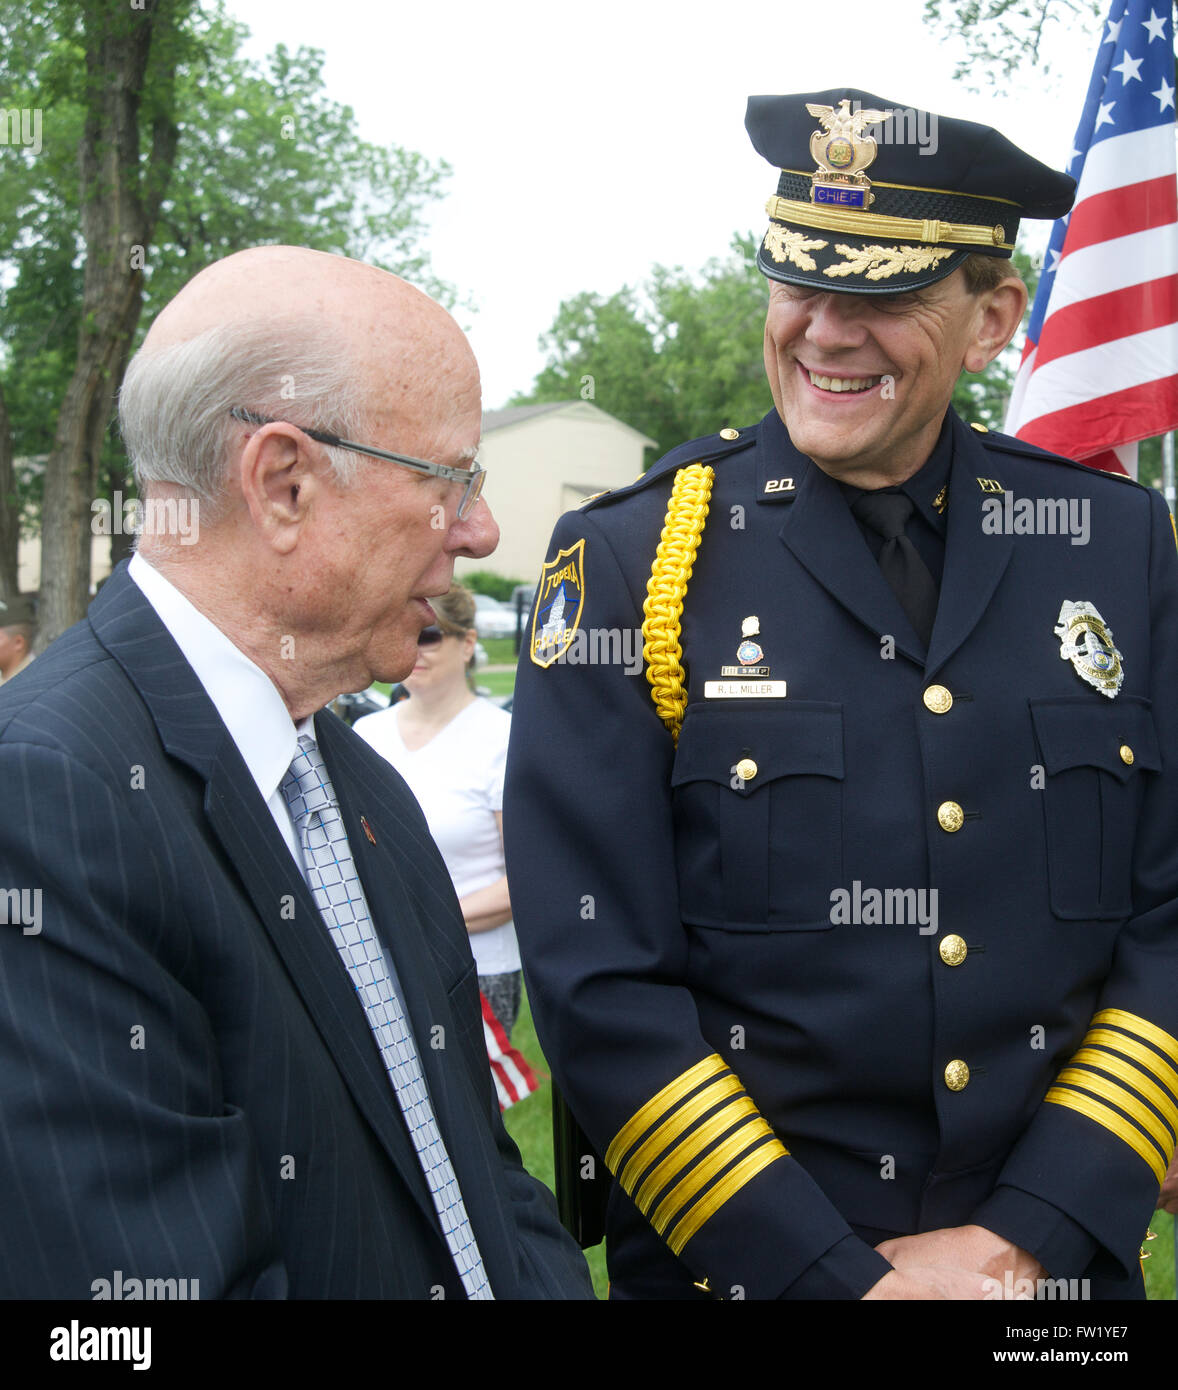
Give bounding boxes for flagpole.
[1164,430,1176,519]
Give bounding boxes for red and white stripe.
[480,991,540,1111]
[1006,123,1178,475]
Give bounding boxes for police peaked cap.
[746,88,1076,293]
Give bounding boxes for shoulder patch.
[530,539,586,668]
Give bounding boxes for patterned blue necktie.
[281,735,492,1299]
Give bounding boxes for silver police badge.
[1054,600,1123,698]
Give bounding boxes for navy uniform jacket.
[0,565,592,1299]
[504,407,1178,1300]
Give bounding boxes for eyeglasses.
[230,407,486,520]
[417,626,446,646]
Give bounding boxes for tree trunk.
[36,0,179,649]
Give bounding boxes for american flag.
[480,991,540,1111]
[1004,0,1178,476]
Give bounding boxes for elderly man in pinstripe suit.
[0,246,592,1300]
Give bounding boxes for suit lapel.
[924,416,1014,680]
[89,566,443,1238]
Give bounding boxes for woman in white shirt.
[353,584,522,1035]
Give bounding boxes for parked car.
[471,592,517,640]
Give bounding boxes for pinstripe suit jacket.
[0,564,591,1300]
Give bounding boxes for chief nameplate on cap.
[807,99,892,210]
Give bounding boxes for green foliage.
[462,570,528,603]
[923,0,1105,85]
[512,234,774,461]
[0,0,454,536]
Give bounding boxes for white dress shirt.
[128,552,313,868]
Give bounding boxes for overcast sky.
[232,0,1107,408]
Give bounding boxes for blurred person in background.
[0,594,37,684]
[355,582,523,1038]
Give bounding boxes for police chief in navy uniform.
[503,90,1178,1300]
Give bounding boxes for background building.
[456,401,655,586]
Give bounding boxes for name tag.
[703,680,788,699]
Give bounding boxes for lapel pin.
[737,615,764,666]
[360,816,377,845]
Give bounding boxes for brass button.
[1120,744,1134,766]
[735,757,758,782]
[939,934,968,967]
[719,428,740,441]
[923,684,953,714]
[944,1059,970,1091]
[937,801,964,833]
[970,421,988,433]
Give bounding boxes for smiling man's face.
[763,268,1013,487]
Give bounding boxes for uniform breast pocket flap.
[1030,696,1160,921]
[671,702,844,930]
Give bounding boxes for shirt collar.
[128,552,315,803]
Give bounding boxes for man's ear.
[237,423,324,555]
[963,277,1028,374]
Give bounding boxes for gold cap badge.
[807,99,893,210]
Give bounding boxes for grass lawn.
[503,987,1176,1303]
[480,636,519,666]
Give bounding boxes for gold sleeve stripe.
[1086,1027,1178,1103]
[1072,1046,1178,1137]
[1046,1085,1167,1184]
[605,1054,728,1173]
[1055,1068,1176,1162]
[618,1074,745,1194]
[666,1138,788,1257]
[1093,1009,1178,1068]
[651,1114,779,1236]
[634,1095,762,1214]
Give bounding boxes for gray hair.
[119,315,373,518]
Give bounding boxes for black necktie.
[851,490,939,646]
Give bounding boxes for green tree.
[923,0,1104,84]
[513,235,773,461]
[0,0,454,641]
